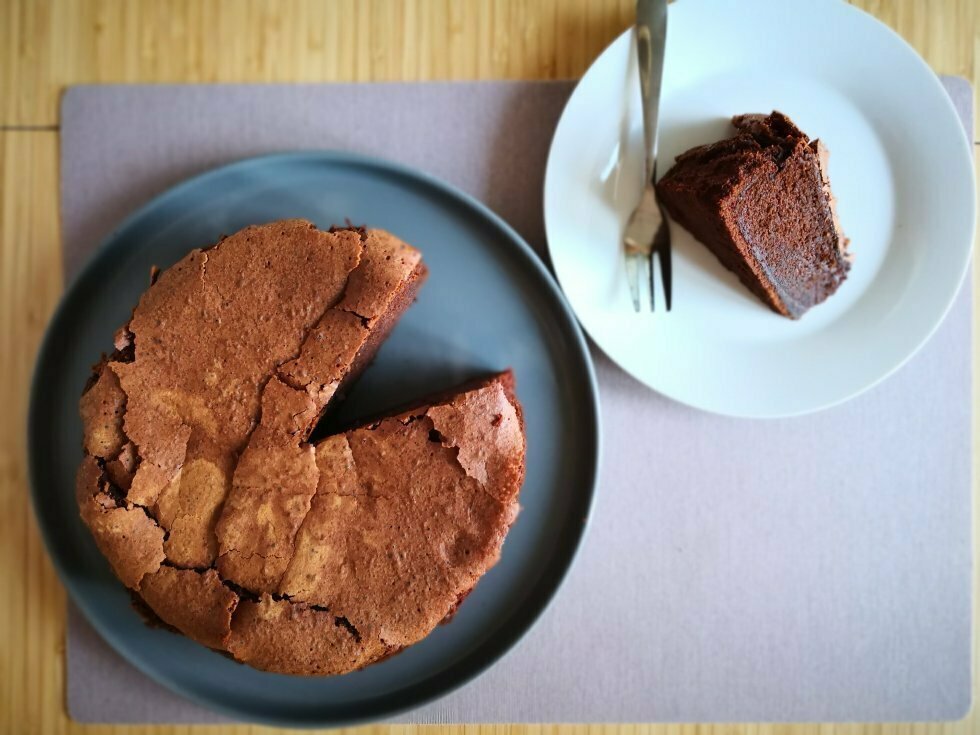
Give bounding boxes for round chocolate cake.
[76,220,526,675]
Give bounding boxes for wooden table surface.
[0,1,976,734]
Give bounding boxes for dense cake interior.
[655,111,850,318]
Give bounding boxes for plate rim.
[543,0,976,419]
[29,149,602,727]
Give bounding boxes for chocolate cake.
[655,111,850,318]
[76,220,527,676]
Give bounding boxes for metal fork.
[623,0,671,312]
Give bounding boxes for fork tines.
[623,185,672,312]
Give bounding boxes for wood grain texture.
[0,1,976,734]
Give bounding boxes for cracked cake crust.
[76,220,526,676]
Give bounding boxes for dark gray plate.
[29,151,600,727]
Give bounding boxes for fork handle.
[636,0,668,184]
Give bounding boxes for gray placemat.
[61,78,974,724]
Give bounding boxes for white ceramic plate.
[544,0,975,418]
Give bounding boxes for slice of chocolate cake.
[75,220,528,676]
[655,111,850,318]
